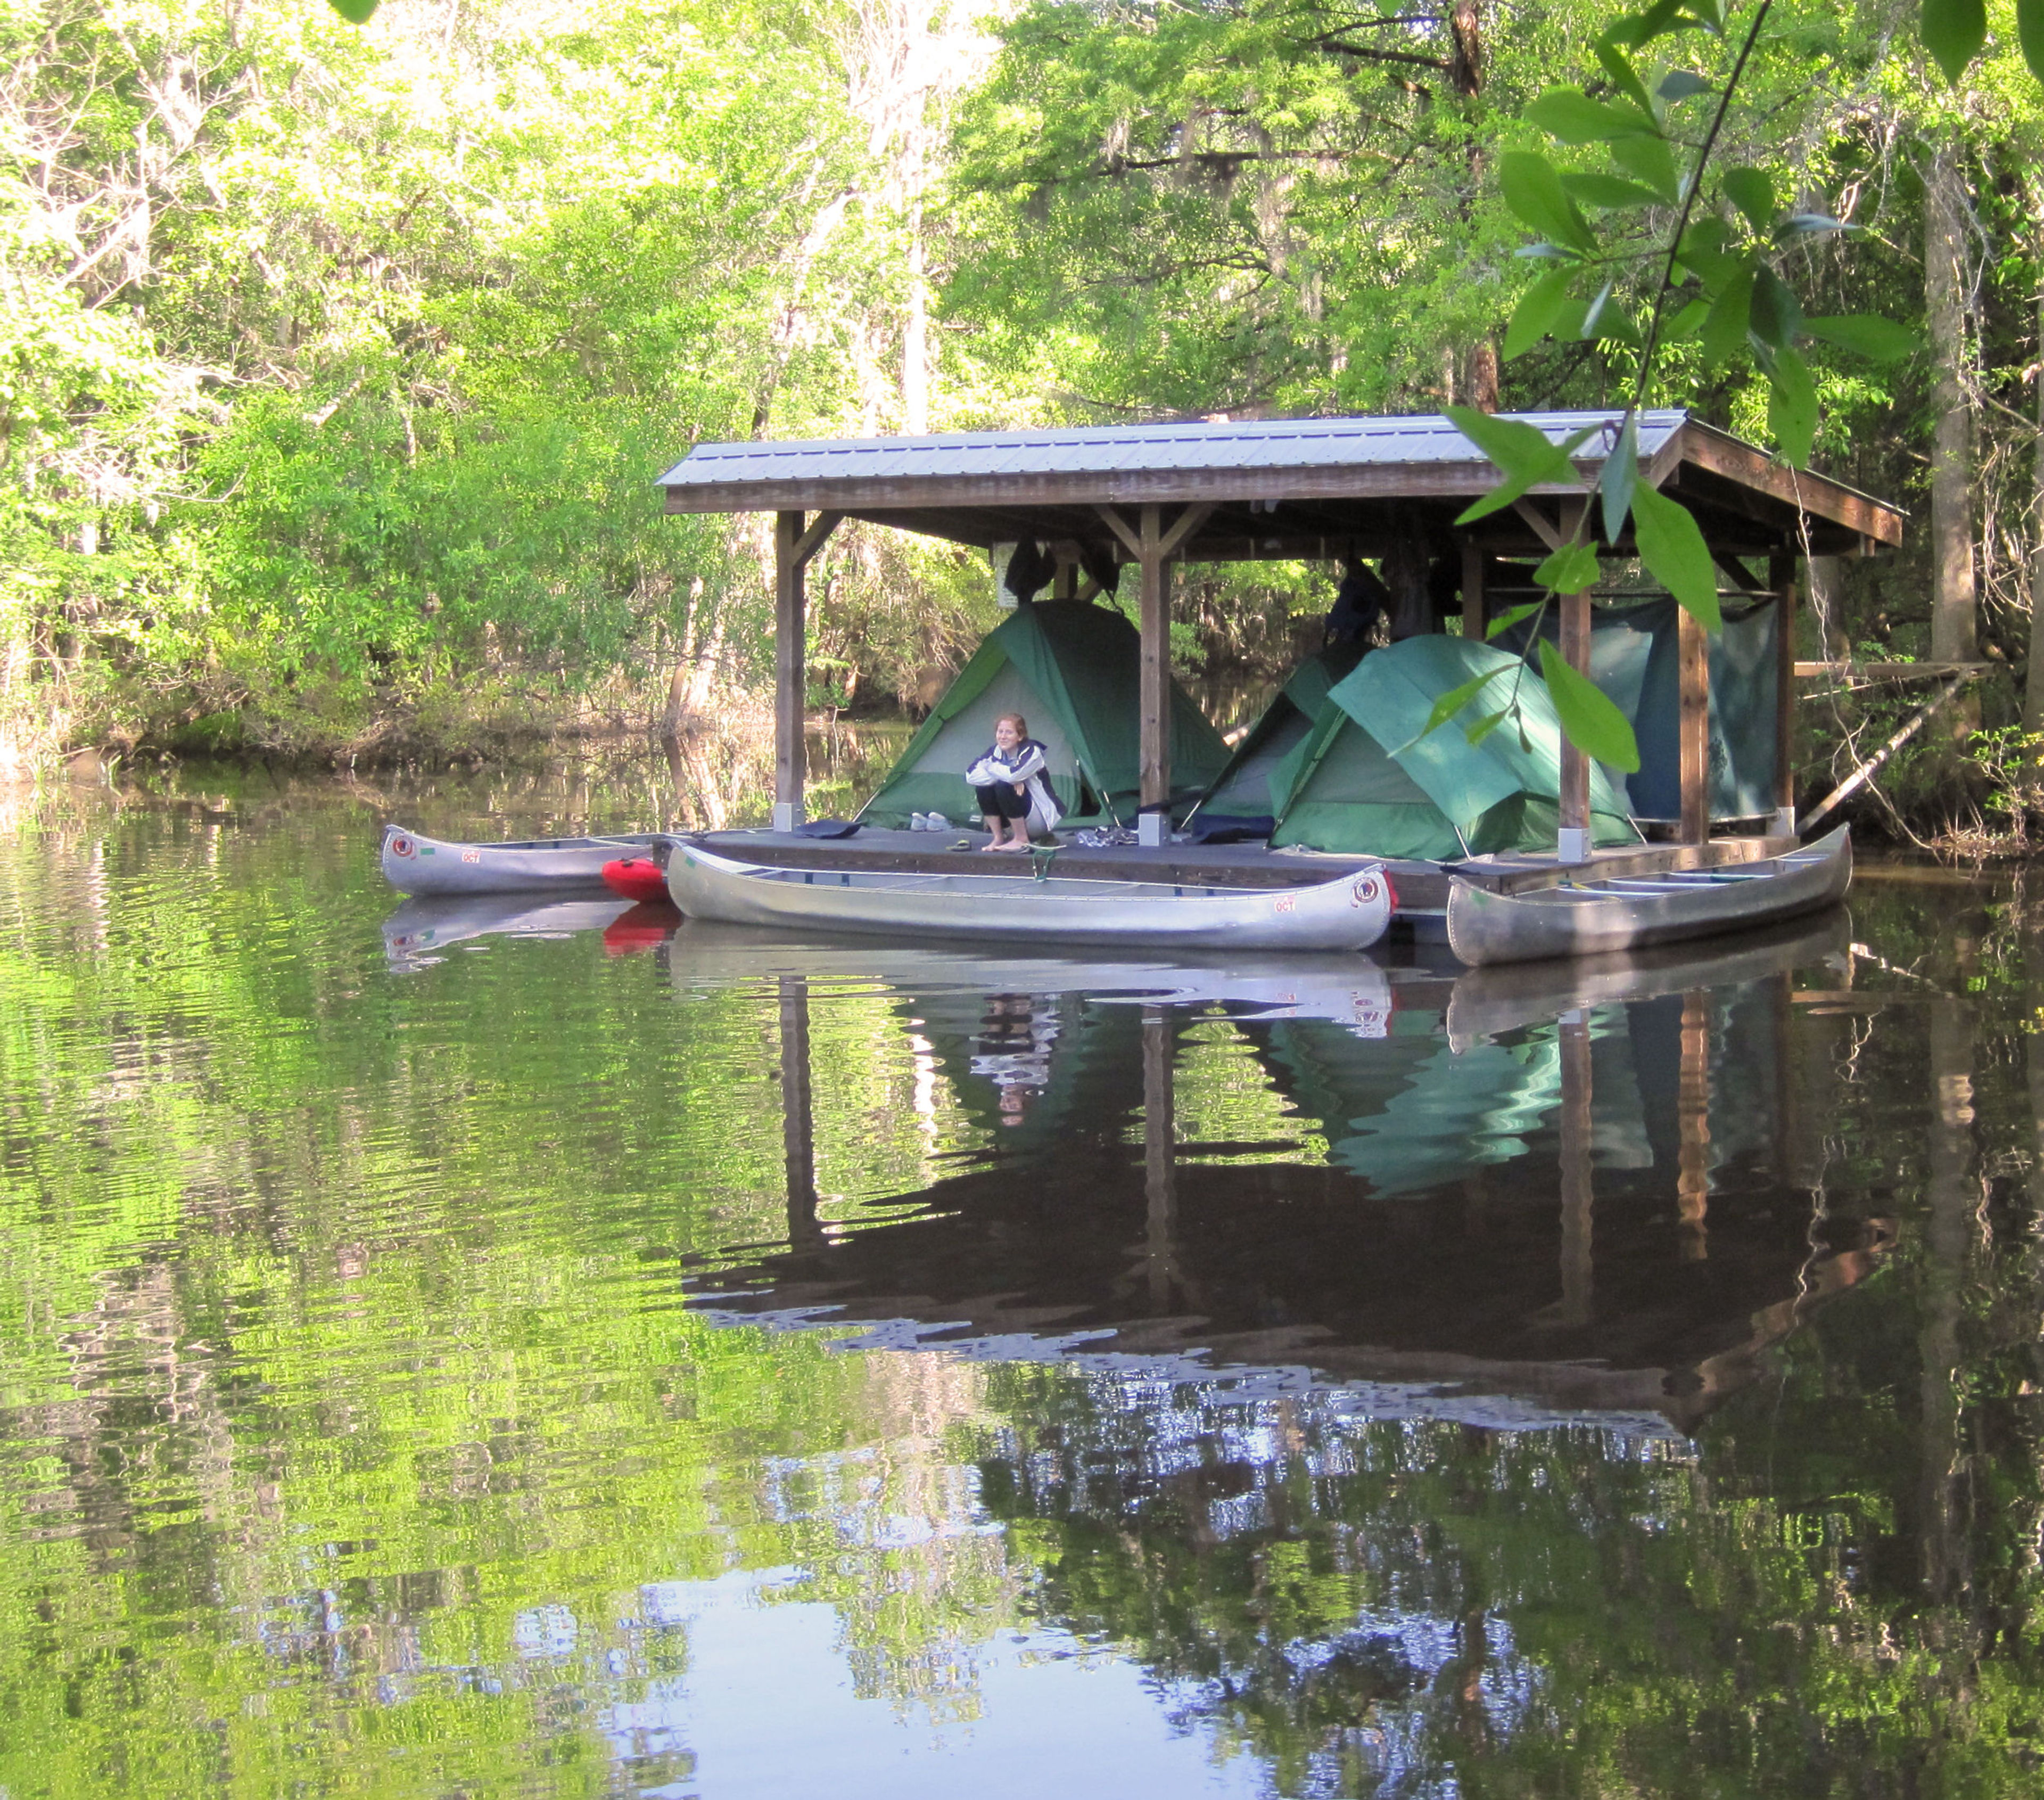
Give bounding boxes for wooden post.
[1677,989,1711,1260]
[1678,601,1710,845]
[779,975,825,1253]
[771,509,840,833]
[774,510,805,832]
[1770,553,1798,836]
[1093,501,1207,843]
[1557,585,1592,862]
[1139,504,1169,842]
[1143,1008,1177,1312]
[1461,540,1487,641]
[1558,1008,1593,1325]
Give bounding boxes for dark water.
[6,772,2043,1797]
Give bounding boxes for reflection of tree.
[0,798,1041,1791]
[12,793,2044,1793]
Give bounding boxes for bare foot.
[995,837,1030,852]
[978,840,1004,853]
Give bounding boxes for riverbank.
[11,651,2038,860]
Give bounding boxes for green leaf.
[1721,167,1776,234]
[1579,284,1642,346]
[1485,600,1546,640]
[1560,171,1667,210]
[1499,153,1600,255]
[1657,70,1712,101]
[1604,0,1690,47]
[1594,42,1658,117]
[1525,88,1660,144]
[1539,640,1642,771]
[1700,267,1754,368]
[1445,410,1596,524]
[1610,134,1681,202]
[1598,413,1638,547]
[2021,0,2044,81]
[1465,705,1514,747]
[1447,407,1578,480]
[1921,0,1988,81]
[1504,265,1580,359]
[327,0,380,18]
[1674,216,1739,283]
[1535,540,1602,594]
[1630,481,1721,630]
[1767,344,1819,466]
[1803,314,1918,361]
[1421,669,1508,739]
[1663,297,1710,341]
[1749,265,1803,349]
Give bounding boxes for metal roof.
[657,408,1688,490]
[655,407,1902,557]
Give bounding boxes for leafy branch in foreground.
[1438,0,1918,774]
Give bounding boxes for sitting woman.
[964,713,1063,852]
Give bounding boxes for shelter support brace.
[772,509,842,831]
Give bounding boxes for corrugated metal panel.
[655,409,1684,489]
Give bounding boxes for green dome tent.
[857,602,1229,830]
[1192,640,1366,826]
[1265,636,1641,858]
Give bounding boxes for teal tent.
[1496,595,1781,821]
[858,602,1230,829]
[1267,636,1641,857]
[1193,640,1365,824]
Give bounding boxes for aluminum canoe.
[380,824,664,895]
[1444,825,1852,968]
[665,840,1394,951]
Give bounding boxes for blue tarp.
[1497,596,1781,822]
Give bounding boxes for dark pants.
[974,783,1029,820]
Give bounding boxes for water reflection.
[7,793,2044,1797]
[667,913,1885,1435]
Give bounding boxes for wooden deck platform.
[687,827,1801,918]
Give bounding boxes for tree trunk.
[1919,994,1975,1607]
[903,185,930,433]
[1807,555,1848,662]
[1453,1,1494,412]
[1465,339,1499,414]
[1926,145,1977,664]
[2026,203,2044,737]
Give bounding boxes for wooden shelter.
[658,410,1902,851]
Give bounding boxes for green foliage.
[1,0,1011,762]
[1539,635,1642,767]
[1923,0,1990,81]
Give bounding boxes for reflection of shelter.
[694,917,1886,1432]
[660,411,1901,854]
